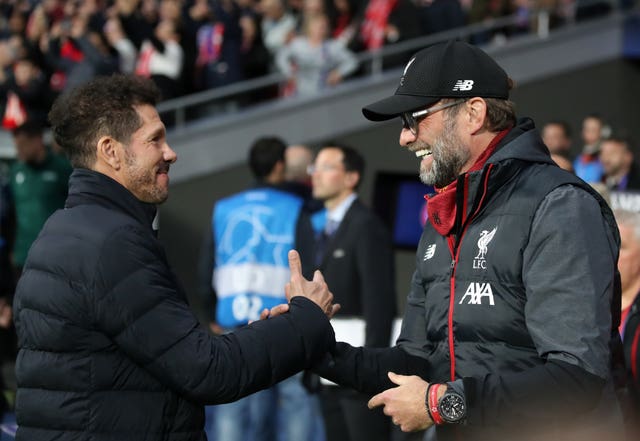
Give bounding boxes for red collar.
[426,129,509,236]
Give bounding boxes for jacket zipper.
[445,164,494,382]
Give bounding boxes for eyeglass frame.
[400,99,467,135]
[306,163,345,175]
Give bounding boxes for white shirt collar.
[327,193,357,225]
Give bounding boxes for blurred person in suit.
[308,143,396,441]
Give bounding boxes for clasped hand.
[257,250,340,320]
[368,372,434,432]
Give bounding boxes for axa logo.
[459,282,495,306]
[473,227,497,270]
[423,244,436,261]
[452,80,474,91]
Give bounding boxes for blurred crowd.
[0,0,624,126]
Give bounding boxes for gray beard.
[419,118,470,188]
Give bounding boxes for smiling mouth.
[414,149,432,158]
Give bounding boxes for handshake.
[257,250,341,321]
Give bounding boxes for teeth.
[414,149,432,158]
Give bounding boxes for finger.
[368,392,384,409]
[328,303,341,319]
[387,372,404,385]
[259,308,270,321]
[285,282,293,302]
[312,269,325,284]
[269,304,289,317]
[288,249,303,279]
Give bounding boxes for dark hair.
[48,74,160,168]
[322,142,365,189]
[12,119,45,138]
[443,97,516,133]
[544,120,572,138]
[603,132,634,151]
[248,136,287,180]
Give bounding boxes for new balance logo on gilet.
[452,80,474,91]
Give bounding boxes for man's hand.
[285,250,340,318]
[368,372,433,432]
[0,299,12,329]
[208,322,224,335]
[256,304,290,321]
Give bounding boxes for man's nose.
[399,127,417,148]
[164,143,177,163]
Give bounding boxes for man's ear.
[96,136,122,171]
[345,170,360,190]
[466,98,487,135]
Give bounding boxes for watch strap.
[427,383,445,425]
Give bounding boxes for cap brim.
[362,95,440,121]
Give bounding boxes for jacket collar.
[65,168,158,232]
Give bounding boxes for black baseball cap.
[362,40,510,121]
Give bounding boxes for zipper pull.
[450,259,455,277]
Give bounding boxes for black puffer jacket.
[14,169,334,441]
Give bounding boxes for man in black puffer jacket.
[12,74,338,441]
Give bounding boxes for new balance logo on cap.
[362,41,509,122]
[452,80,474,91]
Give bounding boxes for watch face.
[438,392,466,423]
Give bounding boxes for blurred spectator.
[285,144,314,186]
[468,0,513,43]
[326,0,362,47]
[543,120,574,172]
[236,10,275,103]
[276,13,357,96]
[260,0,297,56]
[8,119,71,280]
[541,120,573,157]
[537,0,576,28]
[194,0,244,91]
[573,113,608,183]
[600,134,640,192]
[134,16,184,99]
[0,163,14,299]
[282,144,323,211]
[39,8,119,94]
[614,209,640,437]
[353,0,421,68]
[198,136,323,441]
[0,165,15,402]
[1,53,48,130]
[417,0,466,35]
[104,17,137,74]
[239,12,272,81]
[0,0,626,125]
[575,0,614,21]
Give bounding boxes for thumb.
[387,372,405,385]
